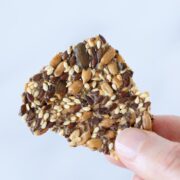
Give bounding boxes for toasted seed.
[100,47,116,65]
[46,66,54,75]
[101,82,113,96]
[74,65,80,73]
[142,111,152,130]
[116,54,125,64]
[108,143,114,150]
[82,106,91,111]
[41,121,47,129]
[105,130,116,139]
[86,138,102,150]
[43,83,48,91]
[67,104,81,114]
[108,61,118,75]
[94,127,100,133]
[82,68,92,83]
[79,131,91,145]
[84,83,90,90]
[55,81,67,96]
[43,112,49,120]
[81,111,93,121]
[68,80,83,95]
[69,129,80,140]
[112,75,123,88]
[54,61,64,77]
[99,119,114,128]
[74,43,90,69]
[96,40,101,49]
[34,129,48,136]
[50,53,62,68]
[87,38,95,47]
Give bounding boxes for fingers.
[153,116,180,142]
[115,128,180,180]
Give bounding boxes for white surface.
[0,0,180,180]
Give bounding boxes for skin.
[107,116,180,180]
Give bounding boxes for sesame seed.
[26,104,30,111]
[67,102,75,106]
[41,121,47,129]
[64,104,70,109]
[34,90,39,98]
[34,100,41,106]
[26,87,32,94]
[140,107,146,112]
[92,88,99,92]
[76,112,82,117]
[74,99,81,104]
[43,83,48,91]
[38,111,43,118]
[94,127,99,133]
[69,68,74,75]
[121,109,127,114]
[70,116,77,121]
[63,98,71,103]
[82,106,91,111]
[85,43,90,49]
[43,112,49,120]
[84,83,90,90]
[112,84,117,90]
[114,107,120,114]
[106,74,112,81]
[69,96,75,100]
[50,118,56,122]
[74,65,80,73]
[67,46,72,55]
[96,40,101,49]
[64,66,70,72]
[91,134,97,138]
[59,129,64,136]
[87,49,92,56]
[63,120,70,125]
[91,69,95,76]
[135,97,140,104]
[50,97,56,102]
[145,97,150,103]
[111,95,116,100]
[138,103,143,109]
[46,66,54,75]
[105,100,113,107]
[64,61,69,69]
[136,117,141,123]
[22,113,27,120]
[99,73,105,80]
[66,82,72,87]
[92,81,97,88]
[108,143,114,150]
[104,68,109,74]
[33,82,38,88]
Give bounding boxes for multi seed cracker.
[19,35,152,158]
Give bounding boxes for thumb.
[115,128,180,180]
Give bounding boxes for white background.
[0,0,180,180]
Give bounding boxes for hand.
[107,116,180,180]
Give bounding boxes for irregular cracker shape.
[19,35,153,158]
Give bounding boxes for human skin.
[107,116,180,180]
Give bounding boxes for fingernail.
[115,128,147,160]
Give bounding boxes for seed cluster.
[19,35,152,158]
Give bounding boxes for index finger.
[153,115,180,142]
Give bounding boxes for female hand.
[107,116,180,180]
